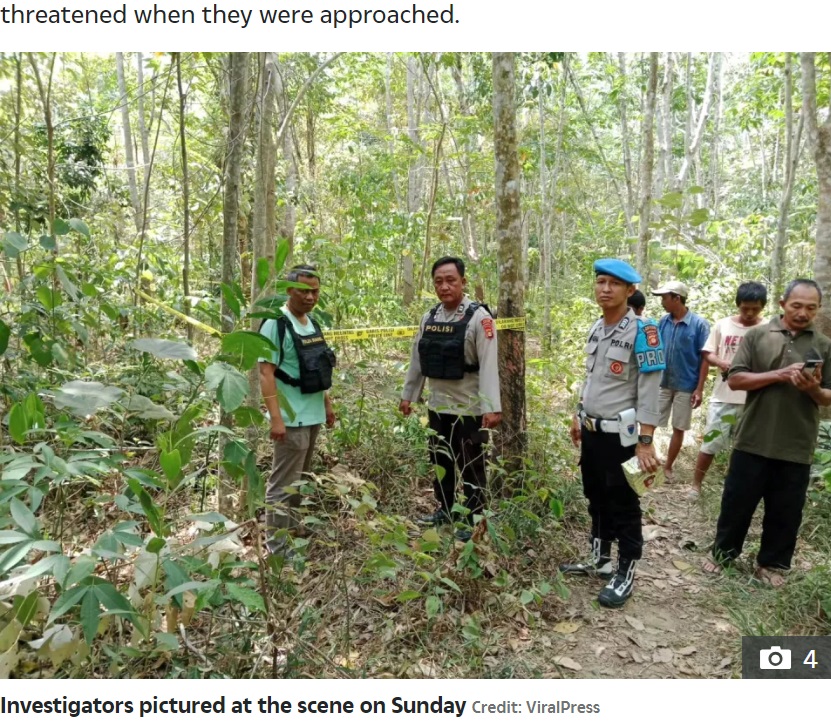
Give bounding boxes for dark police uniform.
[402,296,501,528]
[560,259,663,608]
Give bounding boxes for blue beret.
[593,258,641,284]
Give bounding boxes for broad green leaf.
[0,531,31,545]
[233,406,265,428]
[122,394,176,421]
[39,235,56,251]
[131,338,197,361]
[688,208,710,226]
[396,590,422,602]
[161,580,218,602]
[253,295,288,312]
[36,286,62,311]
[245,451,263,517]
[92,580,135,616]
[52,218,71,236]
[2,231,28,258]
[274,238,290,275]
[23,333,53,367]
[159,449,182,484]
[688,185,706,194]
[220,283,241,320]
[48,585,88,623]
[10,498,38,536]
[64,556,96,589]
[54,381,124,417]
[147,537,166,554]
[162,560,190,608]
[0,319,10,356]
[80,588,99,645]
[56,266,80,300]
[425,595,442,619]
[221,331,277,371]
[14,592,40,626]
[0,542,32,576]
[225,583,265,613]
[439,576,461,593]
[549,498,564,519]
[205,362,249,412]
[68,218,91,238]
[520,589,535,605]
[125,477,165,538]
[8,403,28,444]
[256,257,271,290]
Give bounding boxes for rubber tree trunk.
[116,53,141,229]
[492,52,526,480]
[219,51,249,518]
[802,53,831,335]
[636,54,659,276]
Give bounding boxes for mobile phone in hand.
[803,358,822,374]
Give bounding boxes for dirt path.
[537,476,742,678]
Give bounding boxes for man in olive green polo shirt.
[704,279,831,586]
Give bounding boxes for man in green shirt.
[704,279,831,586]
[258,264,336,556]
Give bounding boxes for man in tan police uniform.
[560,258,663,608]
[400,256,501,541]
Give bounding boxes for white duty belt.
[579,410,619,433]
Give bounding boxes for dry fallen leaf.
[672,558,693,572]
[593,644,607,657]
[552,656,582,671]
[652,579,667,590]
[653,648,674,664]
[719,656,733,668]
[625,615,645,631]
[630,650,644,664]
[676,646,697,656]
[553,620,582,634]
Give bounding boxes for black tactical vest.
[417,302,483,380]
[274,316,336,394]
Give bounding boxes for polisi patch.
[481,317,495,339]
[610,360,624,375]
[644,323,660,347]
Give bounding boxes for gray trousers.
[265,424,320,552]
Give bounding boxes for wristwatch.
[638,435,653,445]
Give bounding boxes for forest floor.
[506,439,826,679]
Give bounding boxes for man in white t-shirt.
[689,282,767,499]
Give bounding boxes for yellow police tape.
[137,289,526,341]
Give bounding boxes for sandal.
[755,567,787,588]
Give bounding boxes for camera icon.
[759,646,791,670]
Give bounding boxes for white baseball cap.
[652,280,690,297]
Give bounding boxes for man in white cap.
[653,280,710,481]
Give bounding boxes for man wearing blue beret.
[559,258,664,608]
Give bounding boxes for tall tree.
[219,52,249,516]
[175,54,193,340]
[637,54,659,276]
[492,52,526,475]
[772,53,805,301]
[801,53,831,334]
[116,52,141,229]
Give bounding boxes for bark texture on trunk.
[175,54,192,341]
[772,53,804,302]
[116,53,141,229]
[220,52,249,517]
[802,53,831,335]
[492,52,526,478]
[637,54,659,276]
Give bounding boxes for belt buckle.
[583,416,597,432]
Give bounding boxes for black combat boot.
[558,538,613,579]
[598,557,637,608]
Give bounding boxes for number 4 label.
[804,650,818,669]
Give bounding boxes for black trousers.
[580,428,643,560]
[712,449,810,569]
[428,411,488,519]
